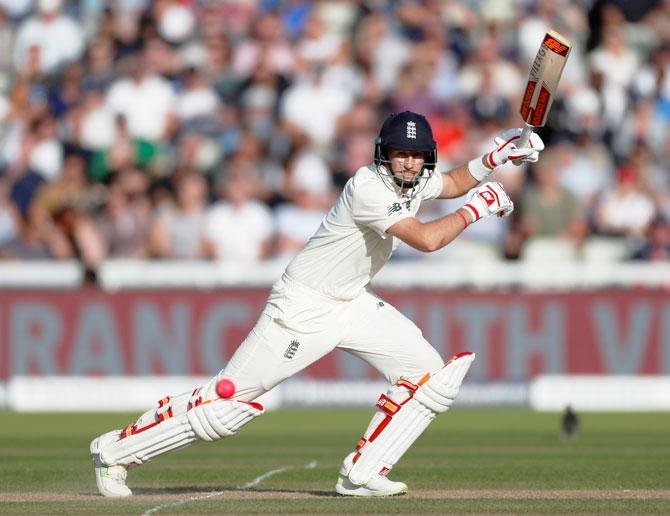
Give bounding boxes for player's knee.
[413,352,476,414]
[389,349,444,387]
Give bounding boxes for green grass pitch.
[1,408,669,514]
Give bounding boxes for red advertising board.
[1,288,668,381]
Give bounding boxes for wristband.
[467,154,494,181]
[455,210,469,229]
[462,203,480,222]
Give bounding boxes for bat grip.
[517,124,534,148]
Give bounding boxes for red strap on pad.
[375,394,401,416]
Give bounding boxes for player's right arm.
[387,182,514,252]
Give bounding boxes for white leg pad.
[99,399,263,467]
[347,352,475,486]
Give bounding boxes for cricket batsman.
[91,111,543,497]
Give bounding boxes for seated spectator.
[555,140,613,207]
[82,36,116,90]
[12,0,85,75]
[28,151,105,273]
[28,114,63,181]
[297,12,343,67]
[594,164,656,238]
[148,171,208,259]
[280,63,354,147]
[0,175,19,246]
[50,203,106,276]
[30,152,95,220]
[631,216,670,261]
[105,52,177,144]
[519,152,587,245]
[274,150,332,258]
[175,66,220,126]
[96,169,152,258]
[0,205,69,260]
[202,170,274,261]
[232,10,295,81]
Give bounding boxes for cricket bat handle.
[517,123,534,148]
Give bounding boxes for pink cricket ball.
[216,378,236,399]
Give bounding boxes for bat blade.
[518,30,572,146]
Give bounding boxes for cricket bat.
[517,30,572,147]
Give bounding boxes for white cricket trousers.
[201,275,445,401]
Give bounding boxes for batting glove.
[461,182,514,223]
[468,128,545,180]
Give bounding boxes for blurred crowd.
[0,0,668,275]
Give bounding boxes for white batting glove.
[493,128,545,165]
[461,182,514,223]
[468,128,545,180]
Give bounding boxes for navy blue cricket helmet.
[374,111,437,191]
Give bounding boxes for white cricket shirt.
[282,165,443,300]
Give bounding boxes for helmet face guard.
[373,111,437,195]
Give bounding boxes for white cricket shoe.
[90,430,132,497]
[335,474,408,497]
[335,451,407,497]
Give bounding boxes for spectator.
[175,66,220,126]
[28,151,105,272]
[280,63,354,147]
[555,140,613,207]
[0,175,19,246]
[589,25,640,132]
[12,0,84,75]
[519,152,587,245]
[79,85,117,154]
[353,12,410,95]
[594,164,656,238]
[202,169,274,262]
[274,150,332,257]
[0,204,70,260]
[297,11,342,67]
[631,216,670,261]
[0,6,16,91]
[82,37,117,90]
[96,169,152,258]
[148,172,208,259]
[105,52,177,143]
[27,114,62,181]
[232,10,295,81]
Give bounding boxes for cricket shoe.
[334,452,407,497]
[335,474,408,497]
[90,430,132,497]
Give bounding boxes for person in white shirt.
[105,53,176,142]
[203,170,274,261]
[90,111,544,498]
[12,0,84,75]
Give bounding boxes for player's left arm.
[436,129,545,199]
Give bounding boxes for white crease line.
[141,461,317,515]
[236,466,289,489]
